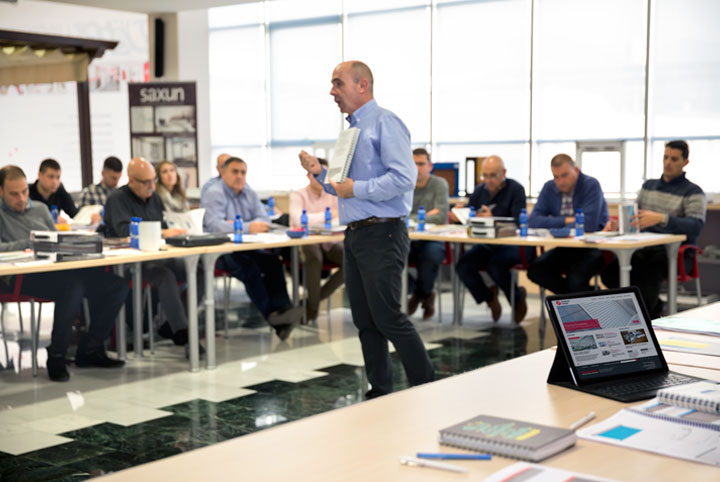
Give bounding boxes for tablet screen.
[549,289,665,382]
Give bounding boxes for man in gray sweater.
[407,148,449,320]
[0,166,128,382]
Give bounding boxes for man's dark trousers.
[18,268,129,356]
[344,219,435,398]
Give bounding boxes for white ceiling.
[41,0,255,14]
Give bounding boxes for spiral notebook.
[578,396,720,466]
[326,127,360,184]
[657,380,720,413]
[438,414,576,462]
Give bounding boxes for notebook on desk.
[545,287,702,402]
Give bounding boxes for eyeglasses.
[132,176,157,187]
[480,172,502,180]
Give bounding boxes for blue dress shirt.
[201,180,270,234]
[317,99,417,225]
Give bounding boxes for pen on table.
[399,456,468,473]
[417,452,491,460]
[570,411,596,431]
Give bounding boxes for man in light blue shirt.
[299,61,434,399]
[202,157,301,340]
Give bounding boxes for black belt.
[347,216,404,231]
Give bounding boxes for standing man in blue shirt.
[527,154,609,294]
[299,61,434,399]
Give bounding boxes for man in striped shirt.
[602,140,706,317]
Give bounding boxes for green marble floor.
[0,325,530,481]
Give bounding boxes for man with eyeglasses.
[407,147,448,320]
[527,153,608,294]
[104,157,199,357]
[454,155,529,322]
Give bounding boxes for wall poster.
[128,82,198,188]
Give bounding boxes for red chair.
[677,245,703,306]
[0,275,51,377]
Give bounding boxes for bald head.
[128,157,157,200]
[330,61,374,115]
[216,153,231,176]
[480,155,506,194]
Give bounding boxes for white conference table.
[98,302,720,482]
[0,234,343,372]
[410,227,686,324]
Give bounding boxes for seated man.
[104,157,196,355]
[200,153,230,198]
[202,156,302,340]
[601,140,706,317]
[290,155,344,322]
[0,165,128,382]
[454,155,529,322]
[407,148,448,320]
[29,158,78,223]
[528,154,608,294]
[79,156,123,224]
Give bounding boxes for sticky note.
[597,425,641,440]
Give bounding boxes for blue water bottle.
[50,205,59,223]
[519,208,528,238]
[100,207,105,227]
[417,205,426,232]
[575,209,584,237]
[469,205,477,219]
[301,209,308,237]
[268,196,275,216]
[234,214,243,243]
[324,206,332,230]
[130,217,141,249]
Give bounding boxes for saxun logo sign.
[139,87,185,103]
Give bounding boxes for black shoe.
[47,354,70,382]
[172,328,189,346]
[75,350,125,368]
[275,323,295,341]
[158,321,174,340]
[185,343,206,360]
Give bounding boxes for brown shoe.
[513,287,527,323]
[422,292,436,320]
[488,285,502,322]
[408,293,421,316]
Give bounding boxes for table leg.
[665,241,681,315]
[114,264,126,361]
[202,252,222,370]
[452,243,461,325]
[608,248,635,287]
[183,255,200,372]
[132,262,143,358]
[291,246,299,306]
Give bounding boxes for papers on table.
[653,316,720,337]
[484,462,618,482]
[577,400,720,467]
[70,205,103,226]
[659,336,720,356]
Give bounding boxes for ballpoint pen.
[417,452,491,460]
[399,456,468,473]
[570,411,596,431]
